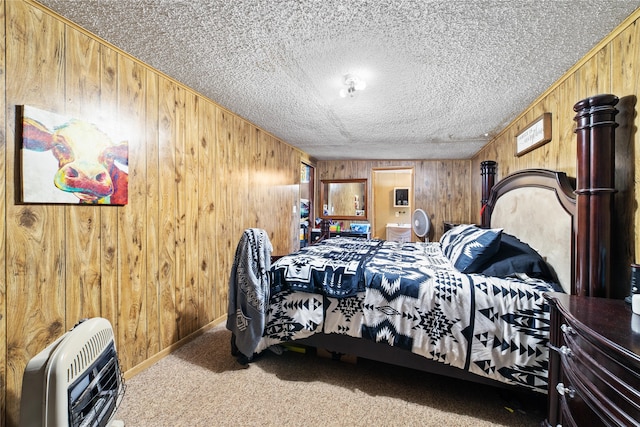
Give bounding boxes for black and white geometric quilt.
[257,238,554,392]
[270,238,382,298]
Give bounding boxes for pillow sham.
[439,225,458,248]
[440,224,502,273]
[479,232,555,281]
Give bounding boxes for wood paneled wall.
[3,0,640,425]
[317,160,473,241]
[1,1,302,425]
[472,10,640,299]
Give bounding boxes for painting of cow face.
[21,106,129,205]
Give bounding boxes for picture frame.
[21,105,129,205]
[515,112,551,157]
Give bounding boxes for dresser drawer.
[545,293,640,427]
[561,322,640,425]
[558,349,635,426]
[558,388,601,427]
[562,320,640,380]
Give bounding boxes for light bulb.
[339,74,365,97]
[354,80,366,91]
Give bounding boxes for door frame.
[371,167,415,241]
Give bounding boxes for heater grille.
[68,341,124,427]
[67,327,114,384]
[19,317,125,427]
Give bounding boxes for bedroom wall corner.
[472,9,640,299]
[317,159,473,241]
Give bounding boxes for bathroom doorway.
[372,167,414,241]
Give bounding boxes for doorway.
[300,162,314,248]
[372,168,414,241]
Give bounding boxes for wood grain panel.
[98,45,120,343]
[414,161,439,237]
[252,130,274,242]
[0,1,6,425]
[234,116,252,230]
[436,160,470,228]
[5,2,67,422]
[268,133,294,253]
[183,91,199,336]
[117,56,147,368]
[249,129,264,229]
[215,108,234,319]
[173,85,187,340]
[554,77,577,174]
[197,100,216,325]
[610,21,638,299]
[579,46,612,96]
[145,70,161,356]
[158,77,178,349]
[273,137,301,249]
[247,128,300,254]
[64,26,102,325]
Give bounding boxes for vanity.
[386,223,412,242]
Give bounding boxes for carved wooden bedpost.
[480,160,497,228]
[574,94,618,297]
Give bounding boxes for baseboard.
[123,315,226,379]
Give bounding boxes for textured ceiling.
[36,0,639,160]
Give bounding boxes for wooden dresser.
[545,293,640,426]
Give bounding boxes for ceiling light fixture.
[339,74,366,98]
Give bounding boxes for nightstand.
[544,293,640,426]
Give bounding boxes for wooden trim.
[123,316,226,379]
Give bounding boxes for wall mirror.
[320,179,367,219]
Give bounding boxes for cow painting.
[21,106,128,205]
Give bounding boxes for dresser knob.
[559,345,573,357]
[548,343,574,357]
[561,323,576,335]
[556,382,576,399]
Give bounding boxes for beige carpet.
[114,323,546,427]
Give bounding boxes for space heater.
[19,317,125,427]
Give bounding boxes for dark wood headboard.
[485,169,576,293]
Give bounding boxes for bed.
[227,94,618,394]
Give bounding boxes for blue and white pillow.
[440,224,502,273]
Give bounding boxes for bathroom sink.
[387,223,411,228]
[386,223,412,242]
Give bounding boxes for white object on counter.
[632,294,640,315]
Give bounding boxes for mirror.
[394,187,410,207]
[320,179,367,219]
